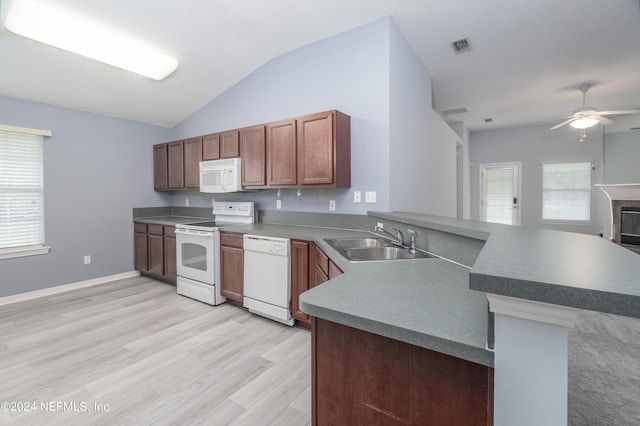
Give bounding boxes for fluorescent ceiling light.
[2,0,178,80]
[570,117,599,129]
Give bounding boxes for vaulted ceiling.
[1,0,639,132]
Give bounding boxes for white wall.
[0,96,171,297]
[470,124,604,235]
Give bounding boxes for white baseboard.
[0,270,141,307]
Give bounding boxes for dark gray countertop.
[216,222,493,367]
[470,226,640,318]
[133,215,210,226]
[134,211,640,368]
[372,211,640,319]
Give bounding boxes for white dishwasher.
[243,234,294,326]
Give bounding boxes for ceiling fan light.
[570,117,599,129]
[2,0,178,80]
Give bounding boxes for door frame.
[479,161,522,225]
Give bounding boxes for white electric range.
[174,201,254,305]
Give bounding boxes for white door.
[480,163,521,225]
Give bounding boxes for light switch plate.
[365,191,377,203]
[329,200,336,211]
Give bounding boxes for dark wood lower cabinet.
[291,240,312,325]
[133,222,177,285]
[291,241,343,329]
[220,232,244,303]
[134,228,148,271]
[312,318,494,425]
[148,233,164,276]
[164,235,176,282]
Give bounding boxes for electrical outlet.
[376,222,384,229]
[83,255,91,265]
[353,191,361,204]
[276,199,282,209]
[365,191,377,203]
[329,200,336,211]
[185,198,189,206]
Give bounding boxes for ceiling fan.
[550,84,640,132]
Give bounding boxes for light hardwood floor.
[0,276,311,425]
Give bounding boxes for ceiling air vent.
[451,38,472,54]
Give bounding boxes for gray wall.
[170,18,392,214]
[169,18,458,217]
[0,96,171,297]
[604,130,640,184]
[388,25,458,216]
[470,124,604,235]
[0,18,462,297]
[451,122,472,220]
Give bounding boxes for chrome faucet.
[407,229,417,253]
[374,225,404,247]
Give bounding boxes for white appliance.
[243,234,294,326]
[200,157,242,193]
[175,201,254,305]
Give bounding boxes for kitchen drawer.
[164,226,176,238]
[134,222,147,233]
[148,224,164,236]
[315,245,329,276]
[220,232,244,248]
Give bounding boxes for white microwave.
[200,157,242,193]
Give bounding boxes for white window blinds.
[0,130,45,250]
[542,162,591,221]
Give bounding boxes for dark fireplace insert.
[621,207,640,246]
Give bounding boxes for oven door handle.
[174,228,215,237]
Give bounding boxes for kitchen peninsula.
[133,207,640,425]
[299,211,640,426]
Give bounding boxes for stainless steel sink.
[324,237,435,262]
[324,237,392,248]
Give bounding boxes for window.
[542,162,591,221]
[0,126,50,259]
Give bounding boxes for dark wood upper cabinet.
[240,125,266,187]
[297,110,350,188]
[153,144,168,190]
[220,130,240,158]
[183,137,202,189]
[202,133,220,161]
[151,109,350,191]
[167,141,184,189]
[267,119,297,186]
